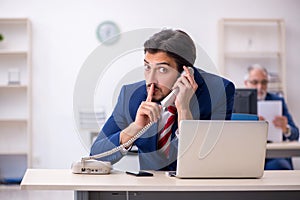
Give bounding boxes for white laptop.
[175,120,268,178]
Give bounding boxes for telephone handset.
[161,67,194,108]
[71,67,194,174]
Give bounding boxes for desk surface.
[266,141,300,158]
[267,141,300,150]
[21,169,300,192]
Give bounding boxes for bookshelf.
[218,18,286,98]
[0,18,31,186]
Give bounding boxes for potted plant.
[0,33,4,42]
[0,33,5,48]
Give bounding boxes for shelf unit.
[77,108,106,149]
[218,18,286,98]
[0,18,31,186]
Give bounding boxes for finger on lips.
[146,83,154,102]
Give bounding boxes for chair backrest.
[231,113,259,121]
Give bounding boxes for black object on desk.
[126,171,153,177]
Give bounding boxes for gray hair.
[244,64,269,81]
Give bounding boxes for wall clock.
[96,21,120,45]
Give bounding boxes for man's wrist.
[120,123,142,145]
[177,108,193,120]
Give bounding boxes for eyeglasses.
[247,79,268,86]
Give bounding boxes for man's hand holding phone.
[173,66,198,114]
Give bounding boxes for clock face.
[96,21,120,45]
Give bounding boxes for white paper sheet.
[257,101,282,142]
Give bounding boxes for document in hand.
[258,100,282,142]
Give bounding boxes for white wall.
[0,0,299,170]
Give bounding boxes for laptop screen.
[176,120,268,178]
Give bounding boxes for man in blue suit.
[245,64,299,170]
[90,29,235,171]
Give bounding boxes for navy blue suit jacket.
[90,67,235,170]
[264,93,299,170]
[265,93,299,141]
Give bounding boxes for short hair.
[144,29,196,72]
[244,64,269,81]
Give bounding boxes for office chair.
[231,113,259,121]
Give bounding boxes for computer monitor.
[233,88,257,114]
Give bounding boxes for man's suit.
[90,67,235,170]
[264,93,299,170]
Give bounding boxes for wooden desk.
[21,169,300,200]
[266,141,300,158]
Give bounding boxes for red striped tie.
[158,105,177,157]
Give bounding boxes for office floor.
[293,157,300,169]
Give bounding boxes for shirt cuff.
[283,124,292,137]
[119,133,130,155]
[175,129,179,138]
[119,146,129,155]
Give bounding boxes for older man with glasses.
[244,64,299,170]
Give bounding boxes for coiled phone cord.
[81,122,154,162]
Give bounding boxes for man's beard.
[146,83,171,103]
[257,91,267,101]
